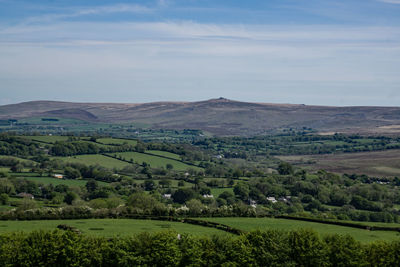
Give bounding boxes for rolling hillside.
[1,98,400,136]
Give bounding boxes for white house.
[162,194,172,199]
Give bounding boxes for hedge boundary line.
[119,215,244,235]
[104,151,202,171]
[275,215,400,232]
[142,151,202,169]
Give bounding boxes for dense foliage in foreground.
[0,229,399,266]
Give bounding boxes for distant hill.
[1,98,400,136]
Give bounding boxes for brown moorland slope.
[1,98,400,136]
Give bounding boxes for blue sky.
[0,0,399,106]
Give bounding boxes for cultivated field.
[277,149,400,177]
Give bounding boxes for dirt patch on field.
[277,149,400,177]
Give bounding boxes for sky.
[0,0,399,106]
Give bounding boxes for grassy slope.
[203,217,400,243]
[0,219,226,237]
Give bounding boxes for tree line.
[0,229,399,266]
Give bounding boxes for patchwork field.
[277,149,400,177]
[204,217,400,243]
[111,152,202,171]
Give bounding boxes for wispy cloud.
[0,2,399,105]
[1,21,398,47]
[379,0,400,4]
[23,4,152,24]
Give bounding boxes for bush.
[0,193,9,205]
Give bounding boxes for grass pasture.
[56,154,130,170]
[19,176,108,187]
[203,217,400,243]
[277,149,400,177]
[0,219,226,237]
[0,217,397,242]
[96,138,137,146]
[111,152,202,171]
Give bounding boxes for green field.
[0,217,397,242]
[20,176,108,187]
[210,187,234,197]
[203,217,400,243]
[147,150,182,160]
[57,154,130,169]
[0,219,226,237]
[111,152,202,171]
[96,138,137,146]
